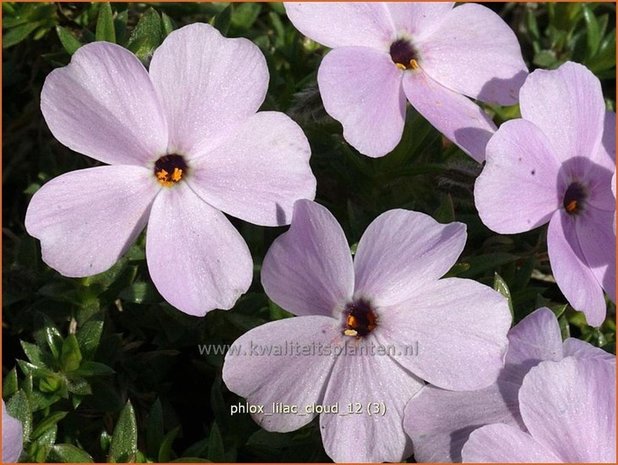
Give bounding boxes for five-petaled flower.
[474,61,616,327]
[26,23,317,316]
[222,199,511,463]
[284,1,528,160]
[405,307,615,462]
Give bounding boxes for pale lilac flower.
[462,355,615,462]
[25,23,316,316]
[405,307,615,462]
[222,200,511,462]
[284,2,527,160]
[2,400,23,463]
[475,62,616,327]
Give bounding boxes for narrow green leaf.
[207,422,225,462]
[582,4,601,58]
[73,361,114,377]
[30,425,57,462]
[146,399,164,459]
[3,21,41,48]
[66,376,92,395]
[76,319,104,359]
[161,12,174,37]
[119,281,160,304]
[158,426,180,462]
[7,390,32,442]
[109,400,138,462]
[51,444,94,463]
[56,26,82,55]
[126,8,162,62]
[96,2,116,43]
[212,6,232,36]
[20,340,45,366]
[493,273,514,319]
[3,368,19,397]
[31,411,68,439]
[60,335,83,372]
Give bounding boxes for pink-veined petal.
[576,207,616,302]
[377,278,511,391]
[25,166,158,277]
[41,42,168,166]
[519,357,616,462]
[284,2,394,49]
[317,46,406,158]
[261,200,354,317]
[2,401,23,463]
[405,381,521,462]
[547,211,607,327]
[462,423,562,463]
[320,349,423,462]
[519,61,605,164]
[222,315,340,432]
[475,119,562,233]
[384,2,454,40]
[417,3,527,105]
[403,70,496,162]
[146,183,252,316]
[353,209,466,307]
[149,23,268,157]
[187,112,315,227]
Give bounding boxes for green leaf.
[73,361,115,377]
[207,422,225,462]
[126,8,162,62]
[109,400,138,462]
[60,335,83,372]
[231,3,261,31]
[56,26,82,55]
[493,273,514,319]
[96,3,116,43]
[582,4,601,58]
[7,390,32,442]
[31,411,68,439]
[66,376,92,395]
[161,12,174,36]
[30,425,57,462]
[433,193,455,223]
[146,399,164,459]
[20,340,46,366]
[51,444,94,463]
[3,368,19,397]
[212,6,232,36]
[33,315,63,361]
[76,319,104,359]
[119,281,160,304]
[158,426,180,462]
[3,21,41,48]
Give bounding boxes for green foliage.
[2,2,615,463]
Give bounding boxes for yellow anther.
[344,329,358,337]
[410,59,419,70]
[171,167,183,182]
[566,200,578,214]
[395,62,406,71]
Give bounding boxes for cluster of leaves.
[2,2,616,463]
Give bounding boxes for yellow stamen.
[566,200,578,214]
[395,62,406,71]
[409,59,419,70]
[171,167,183,182]
[156,169,169,181]
[344,329,358,337]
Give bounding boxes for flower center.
[563,182,587,215]
[342,299,378,338]
[389,39,419,71]
[154,154,188,187]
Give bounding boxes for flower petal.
[519,61,605,164]
[222,315,340,432]
[474,119,562,233]
[2,401,23,463]
[462,423,562,463]
[376,277,511,390]
[519,357,616,462]
[320,350,423,462]
[149,23,268,157]
[146,183,252,315]
[317,46,406,158]
[41,42,168,166]
[403,70,496,162]
[562,337,616,364]
[284,2,394,49]
[417,3,527,105]
[547,212,607,327]
[261,200,354,317]
[405,381,521,463]
[25,166,158,277]
[187,112,315,227]
[353,210,466,307]
[384,2,454,40]
[576,207,616,302]
[596,111,616,172]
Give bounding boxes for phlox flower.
[284,2,528,160]
[462,355,615,462]
[405,307,615,462]
[25,23,316,316]
[474,62,616,327]
[222,200,511,462]
[2,400,23,463]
